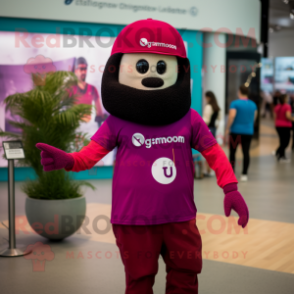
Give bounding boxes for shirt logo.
[152,157,177,184]
[132,133,145,147]
[132,133,185,148]
[139,38,177,50]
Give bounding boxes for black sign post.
[0,141,31,257]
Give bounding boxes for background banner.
[0,31,115,167]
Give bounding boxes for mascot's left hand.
[223,183,249,228]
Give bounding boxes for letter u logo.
[152,157,176,184]
[163,167,173,178]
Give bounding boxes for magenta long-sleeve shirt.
[69,109,237,225]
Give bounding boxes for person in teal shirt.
[226,85,257,182]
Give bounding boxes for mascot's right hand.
[36,143,74,172]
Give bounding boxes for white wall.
[268,30,294,57]
[0,0,261,42]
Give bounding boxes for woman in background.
[274,94,294,162]
[226,85,257,182]
[203,91,221,138]
[203,91,221,176]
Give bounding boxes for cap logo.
[140,38,150,47]
[139,38,177,50]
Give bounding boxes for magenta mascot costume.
[37,19,249,294]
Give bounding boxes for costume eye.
[136,59,149,74]
[157,60,166,74]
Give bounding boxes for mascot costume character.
[37,19,249,294]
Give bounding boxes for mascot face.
[118,53,178,91]
[101,18,191,126]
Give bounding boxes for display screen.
[275,57,294,91]
[0,31,115,167]
[260,58,274,92]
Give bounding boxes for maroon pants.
[112,218,202,294]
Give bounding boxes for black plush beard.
[101,53,191,126]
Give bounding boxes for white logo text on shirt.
[132,133,185,148]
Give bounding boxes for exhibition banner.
[275,57,294,91]
[0,31,114,167]
[260,58,274,92]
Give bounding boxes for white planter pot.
[25,196,86,240]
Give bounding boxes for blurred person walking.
[202,91,221,176]
[226,85,257,182]
[272,90,281,107]
[260,90,273,118]
[274,94,294,162]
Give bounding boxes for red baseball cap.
[111,18,187,58]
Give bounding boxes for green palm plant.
[0,71,95,199]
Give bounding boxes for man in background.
[72,57,107,126]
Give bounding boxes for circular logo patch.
[140,38,148,47]
[132,133,145,147]
[151,157,177,184]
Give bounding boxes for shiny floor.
[0,119,294,294]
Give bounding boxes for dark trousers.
[113,219,202,294]
[276,127,291,158]
[229,133,253,175]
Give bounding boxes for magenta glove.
[223,183,249,228]
[36,143,74,172]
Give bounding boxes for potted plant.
[0,71,94,240]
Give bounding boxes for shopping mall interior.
[0,0,294,293]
